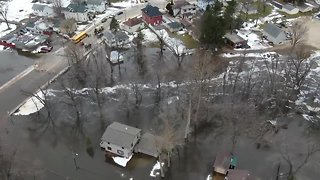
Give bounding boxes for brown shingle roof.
[123,17,143,27]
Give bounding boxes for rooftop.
[172,0,191,9]
[167,21,183,29]
[32,3,49,11]
[141,5,162,17]
[213,152,232,175]
[86,0,104,5]
[226,169,253,180]
[263,23,285,38]
[224,32,246,43]
[282,3,297,11]
[123,17,143,27]
[65,3,87,13]
[104,30,129,41]
[101,122,141,149]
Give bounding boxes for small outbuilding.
[166,21,183,32]
[134,132,160,157]
[224,32,247,48]
[262,23,287,45]
[281,4,299,14]
[100,122,142,158]
[226,169,254,180]
[297,4,313,13]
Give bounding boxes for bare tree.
[60,19,76,36]
[290,22,308,51]
[281,145,320,180]
[134,32,147,76]
[52,0,63,16]
[157,30,166,56]
[0,2,10,29]
[65,43,87,85]
[131,83,142,108]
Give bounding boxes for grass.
[278,11,313,19]
[167,30,199,49]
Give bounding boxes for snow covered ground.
[113,0,142,8]
[150,161,164,177]
[14,90,55,116]
[0,23,16,38]
[141,29,158,42]
[112,155,132,167]
[6,0,34,21]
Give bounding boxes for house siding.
[122,23,144,33]
[142,12,162,25]
[64,11,89,22]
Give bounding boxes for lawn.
[167,31,199,49]
[278,11,313,19]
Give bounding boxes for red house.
[141,5,163,26]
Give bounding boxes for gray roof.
[172,0,191,9]
[227,169,253,180]
[283,3,296,11]
[86,0,103,5]
[66,3,87,13]
[167,21,182,29]
[104,30,129,41]
[224,32,246,43]
[263,23,284,38]
[32,4,47,11]
[141,5,162,17]
[134,132,159,157]
[101,122,141,149]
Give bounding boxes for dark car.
[116,11,124,16]
[101,17,108,23]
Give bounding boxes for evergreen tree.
[166,2,174,16]
[110,16,119,31]
[223,0,237,31]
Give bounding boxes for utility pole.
[72,151,80,170]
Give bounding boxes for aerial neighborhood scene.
[1,0,320,179]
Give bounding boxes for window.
[107,146,112,150]
[131,143,133,147]
[107,142,110,144]
[122,147,124,149]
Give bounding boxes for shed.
[166,21,183,32]
[224,32,247,48]
[134,132,159,157]
[213,152,232,175]
[262,23,287,45]
[281,4,299,14]
[100,122,142,158]
[226,169,254,180]
[297,4,313,12]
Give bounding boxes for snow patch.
[0,23,16,38]
[150,161,164,177]
[142,29,158,42]
[6,0,34,21]
[112,155,132,167]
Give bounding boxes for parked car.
[101,17,108,23]
[38,46,53,53]
[116,11,124,16]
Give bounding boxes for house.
[134,132,160,157]
[122,17,145,33]
[25,20,53,35]
[32,4,55,17]
[297,4,313,13]
[281,4,299,14]
[141,5,163,25]
[63,3,89,22]
[262,23,287,44]
[172,0,196,17]
[86,0,105,13]
[166,21,183,32]
[226,169,254,180]
[270,1,283,9]
[224,32,247,48]
[100,122,142,158]
[104,30,130,47]
[197,0,215,11]
[241,4,258,15]
[213,152,232,175]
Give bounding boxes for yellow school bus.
[71,31,88,44]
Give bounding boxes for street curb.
[9,66,70,116]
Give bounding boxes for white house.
[63,3,89,22]
[100,122,142,158]
[104,30,130,47]
[281,4,299,15]
[86,0,105,13]
[197,0,215,11]
[32,4,55,17]
[121,17,144,33]
[172,0,197,17]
